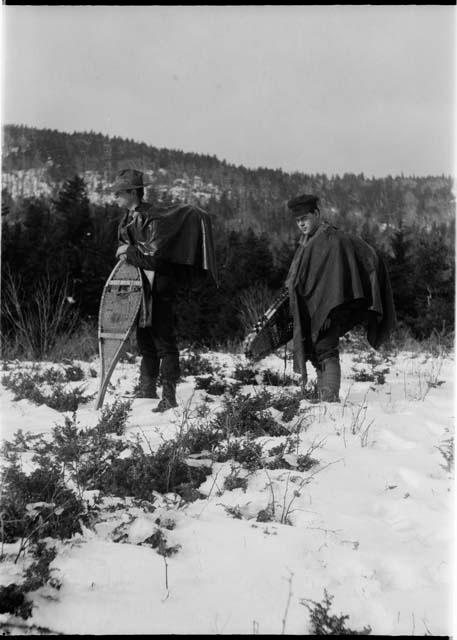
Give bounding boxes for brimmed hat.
[110,169,152,193]
[287,194,320,216]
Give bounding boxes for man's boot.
[153,379,178,412]
[136,357,159,399]
[319,357,341,402]
[315,366,323,398]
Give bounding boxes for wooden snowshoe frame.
[95,260,145,410]
[243,288,293,361]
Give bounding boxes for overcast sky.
[1,5,455,177]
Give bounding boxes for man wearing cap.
[285,193,395,402]
[112,169,217,411]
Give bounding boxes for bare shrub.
[236,283,276,332]
[1,268,79,360]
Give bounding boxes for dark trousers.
[309,322,340,372]
[136,273,180,382]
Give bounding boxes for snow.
[0,349,455,635]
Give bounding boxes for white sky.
[1,5,456,177]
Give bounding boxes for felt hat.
[110,169,152,193]
[287,194,320,216]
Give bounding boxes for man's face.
[295,211,319,236]
[115,190,138,209]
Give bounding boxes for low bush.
[221,439,264,472]
[350,369,376,383]
[212,391,290,438]
[1,371,93,411]
[22,542,61,592]
[45,384,93,412]
[1,458,87,545]
[195,373,242,396]
[96,398,133,436]
[223,505,243,519]
[233,364,259,385]
[223,472,248,492]
[349,358,390,384]
[264,440,319,472]
[1,414,130,497]
[301,590,372,635]
[0,583,32,619]
[295,454,319,472]
[351,351,389,367]
[2,409,211,540]
[261,369,300,387]
[265,442,288,469]
[195,374,230,395]
[49,415,129,491]
[180,351,215,377]
[142,528,181,557]
[270,390,303,422]
[1,430,46,463]
[63,363,85,382]
[92,438,211,501]
[256,507,274,523]
[30,366,66,385]
[1,373,43,404]
[183,422,226,455]
[0,541,61,622]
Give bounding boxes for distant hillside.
[2,125,455,343]
[2,123,455,234]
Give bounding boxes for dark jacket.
[286,221,396,374]
[118,201,217,327]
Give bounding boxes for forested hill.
[2,124,455,236]
[1,123,455,343]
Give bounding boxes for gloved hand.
[243,330,259,360]
[116,244,129,262]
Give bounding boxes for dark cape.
[118,201,217,327]
[285,222,396,378]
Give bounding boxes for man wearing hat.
[285,193,396,402]
[111,169,217,411]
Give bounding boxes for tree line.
[3,124,455,236]
[1,174,454,352]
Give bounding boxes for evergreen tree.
[52,175,92,307]
[387,226,417,330]
[410,226,455,337]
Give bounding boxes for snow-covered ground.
[0,348,454,635]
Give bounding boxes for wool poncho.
[286,222,396,376]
